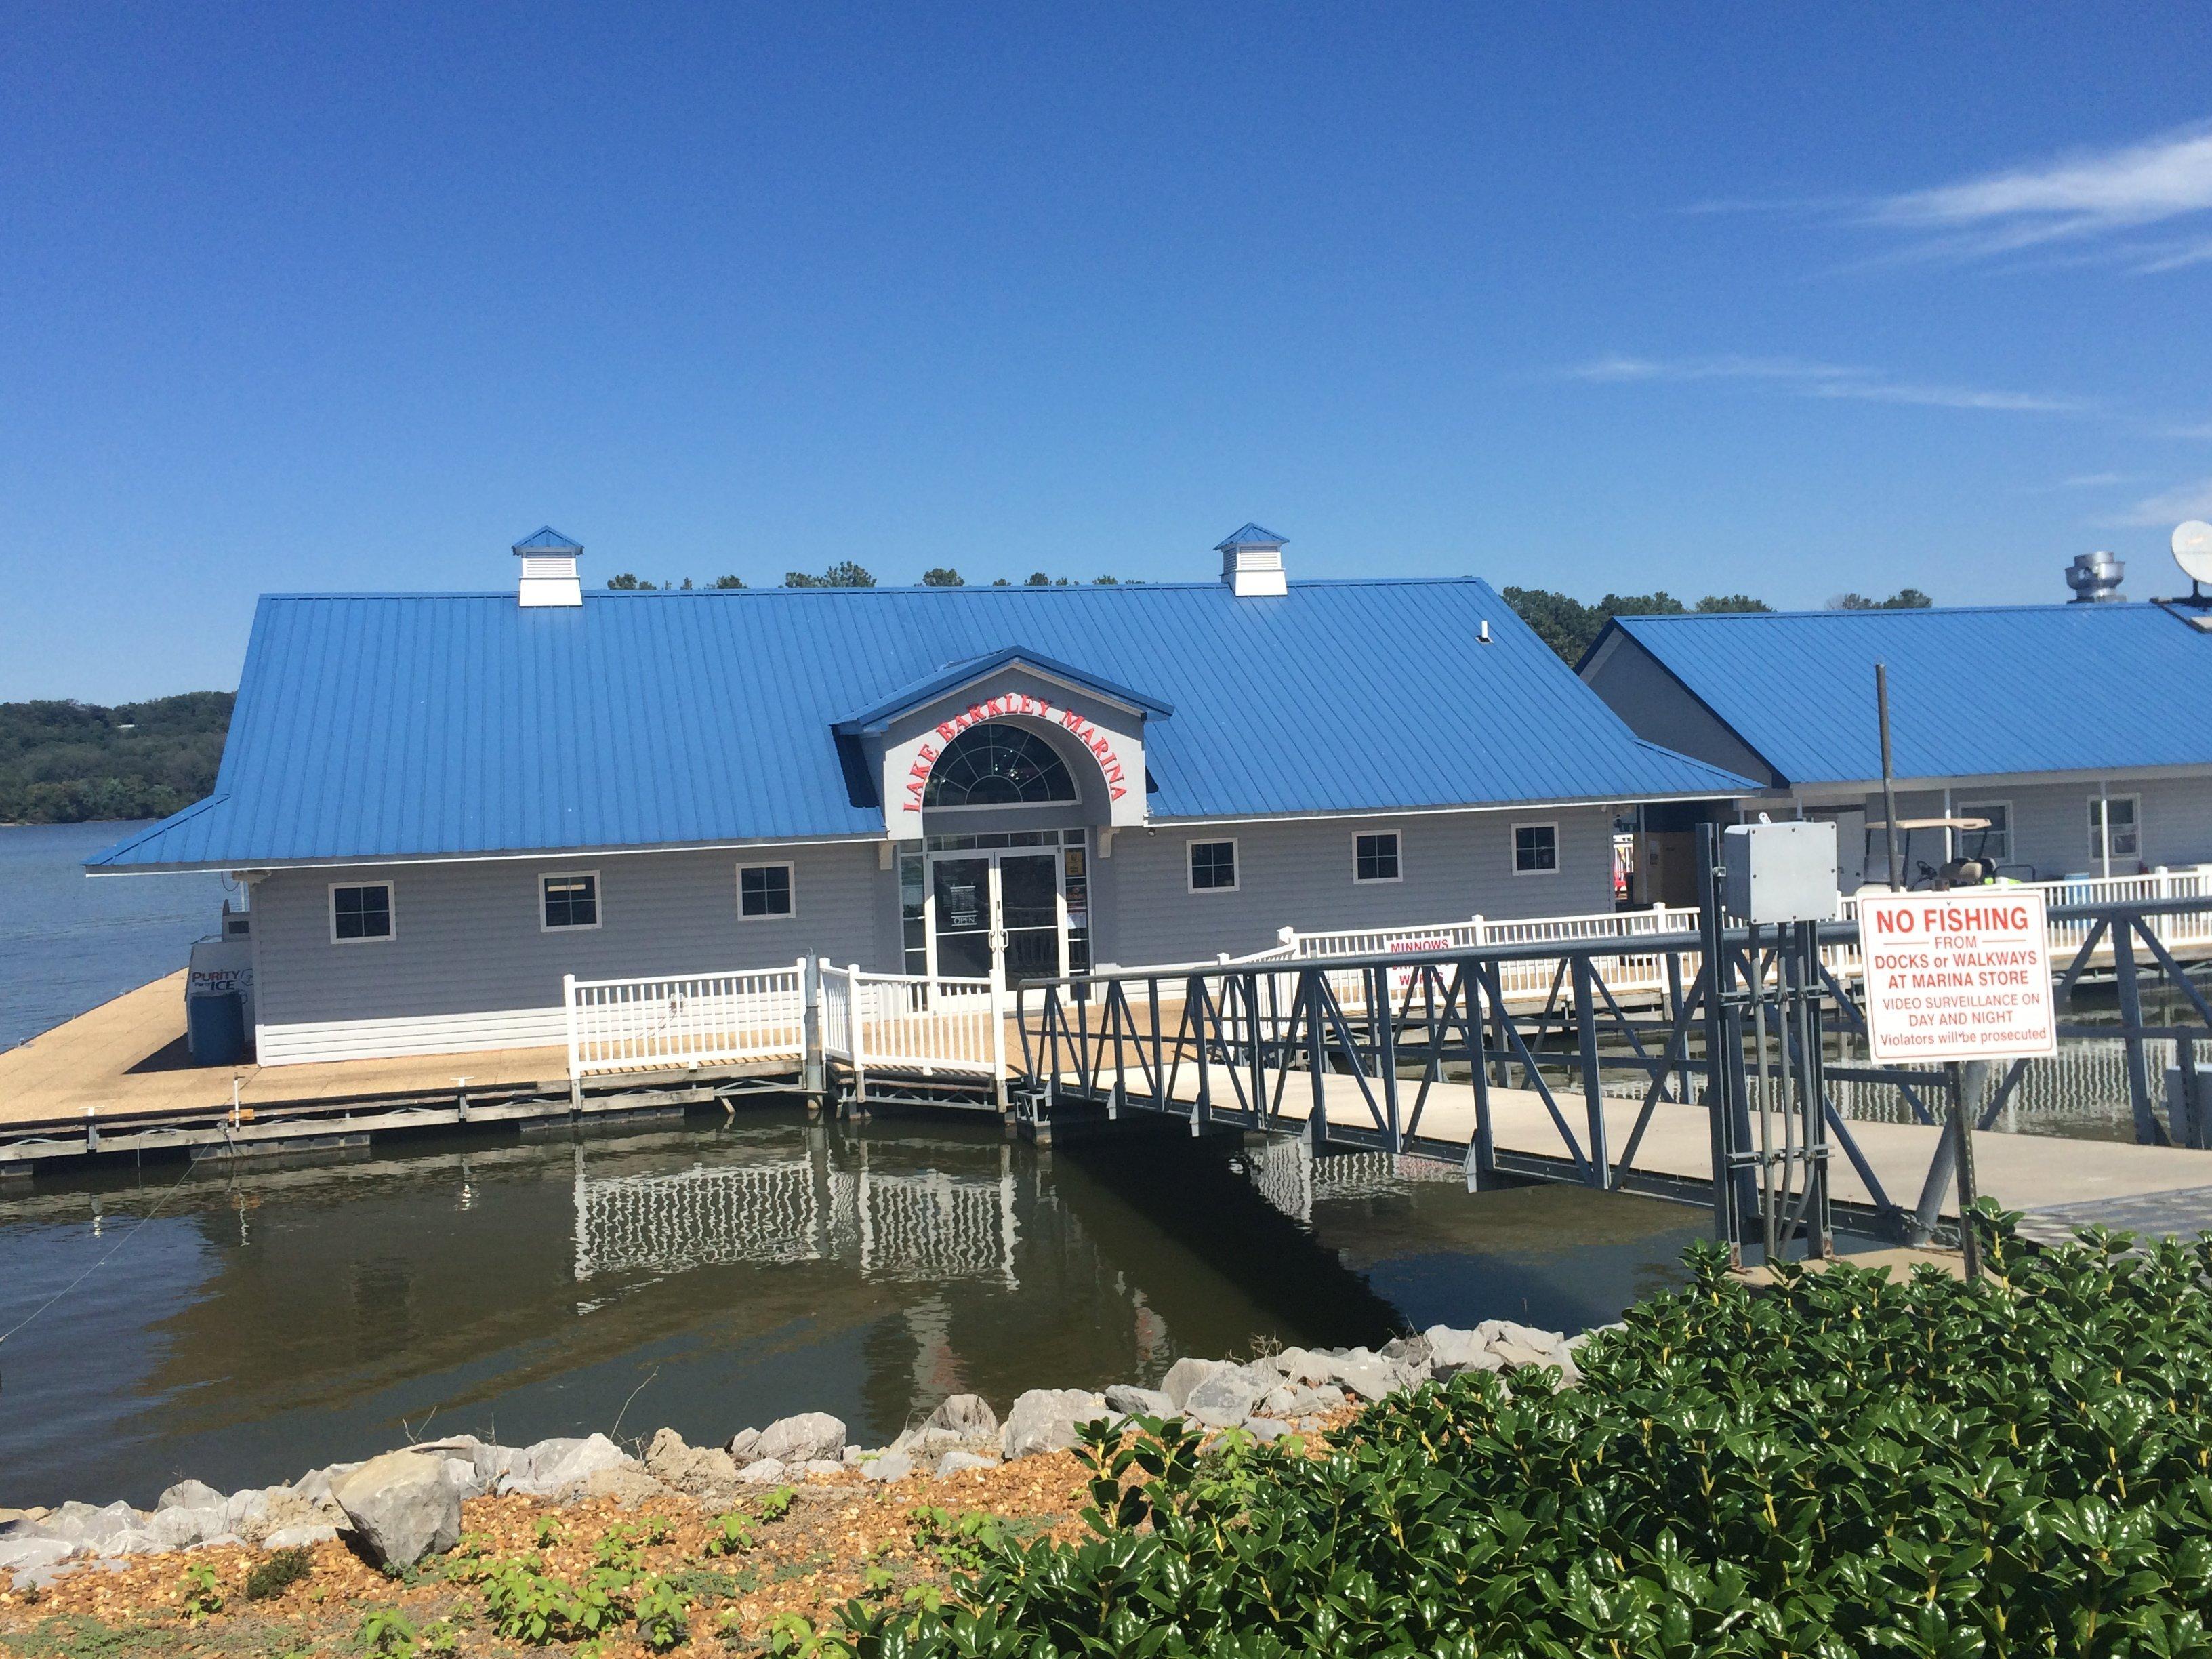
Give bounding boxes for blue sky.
[5,4,2212,700]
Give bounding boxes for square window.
[331,882,392,942]
[2089,796,2140,862]
[1960,804,2011,867]
[739,863,794,918]
[1513,823,1559,875]
[1355,832,1400,882]
[542,872,599,930]
[1188,840,1237,892]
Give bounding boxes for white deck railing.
[560,865,2212,1088]
[1279,865,2212,1005]
[565,960,809,1078]
[818,962,1008,1104]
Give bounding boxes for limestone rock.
[860,1451,916,1482]
[32,1502,142,1552]
[645,1428,739,1494]
[1240,1418,1295,1443]
[1104,1384,1175,1418]
[1380,1333,1434,1373]
[800,1458,845,1477]
[497,1435,632,1498]
[146,1504,225,1550]
[1423,1326,1504,1375]
[580,1465,672,1507]
[332,1451,462,1568]
[936,1451,997,1476]
[1269,1347,1336,1388]
[1158,1357,1222,1409]
[1000,1388,1111,1459]
[247,1488,338,1544]
[188,1532,245,1552]
[1331,1357,1401,1400]
[735,1457,791,1486]
[0,1537,72,1582]
[224,1489,272,1537]
[262,1523,340,1551]
[157,1480,226,1513]
[922,1395,998,1439]
[1185,1366,1267,1427]
[756,1413,846,1466]
[728,1427,764,1465]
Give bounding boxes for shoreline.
[0,1318,1589,1601]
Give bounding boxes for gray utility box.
[2166,1063,2212,1150]
[1723,821,1839,926]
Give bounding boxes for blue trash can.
[187,991,245,1067]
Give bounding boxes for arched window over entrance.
[924,723,1077,808]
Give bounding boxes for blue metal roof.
[512,527,581,552]
[1598,603,2212,786]
[1214,523,1286,549]
[93,579,1754,871]
[834,647,1175,735]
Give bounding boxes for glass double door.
[930,851,1063,983]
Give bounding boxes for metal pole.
[1952,1059,1985,1282]
[1572,955,1610,1186]
[1876,662,1904,891]
[1697,823,1744,1263]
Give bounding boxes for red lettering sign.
[897,701,1133,813]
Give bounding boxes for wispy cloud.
[1565,354,2093,414]
[2113,476,2212,526]
[1862,123,2212,270]
[2049,472,2141,489]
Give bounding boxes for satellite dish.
[2175,520,2212,589]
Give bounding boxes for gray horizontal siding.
[252,844,888,1061]
[1098,808,1618,965]
[1851,774,2212,886]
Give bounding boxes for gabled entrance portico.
[836,647,1170,985]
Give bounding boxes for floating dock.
[0,973,806,1170]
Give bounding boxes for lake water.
[0,1115,1719,1509]
[0,821,228,1052]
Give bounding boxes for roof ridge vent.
[1215,522,1288,597]
[514,526,583,608]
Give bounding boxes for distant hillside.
[0,693,234,825]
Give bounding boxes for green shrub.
[829,1213,2212,1658]
[177,1561,224,1620]
[356,1606,417,1656]
[243,1547,313,1601]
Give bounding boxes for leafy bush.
[631,1574,691,1652]
[830,1215,2212,1658]
[705,1509,757,1556]
[243,1546,313,1601]
[177,1561,224,1620]
[356,1606,417,1655]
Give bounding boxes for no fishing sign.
[1858,890,2059,1064]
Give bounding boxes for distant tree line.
[1502,586,1933,664]
[604,565,1139,590]
[0,692,234,825]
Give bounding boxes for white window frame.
[1512,821,1561,878]
[2090,793,2142,864]
[539,869,602,933]
[329,880,395,945]
[1958,801,2012,867]
[1352,830,1402,884]
[737,861,798,920]
[1186,837,1240,894]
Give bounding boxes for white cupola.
[1215,523,1288,597]
[514,527,583,607]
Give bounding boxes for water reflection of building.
[1238,1137,1464,1226]
[573,1139,1019,1288]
